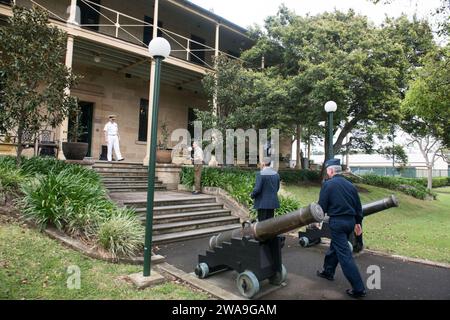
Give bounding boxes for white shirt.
[104,121,119,135]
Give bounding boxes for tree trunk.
[427,165,433,191]
[16,126,24,166]
[295,124,302,169]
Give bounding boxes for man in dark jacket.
[250,158,280,221]
[317,158,366,298]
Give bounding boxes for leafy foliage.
[97,208,144,259]
[347,174,436,200]
[0,6,79,163]
[181,166,302,216]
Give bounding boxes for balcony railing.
[19,0,242,69]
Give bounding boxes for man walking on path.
[316,158,366,298]
[250,158,280,221]
[192,140,204,195]
[104,115,124,162]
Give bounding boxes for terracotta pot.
[62,142,88,160]
[156,149,172,163]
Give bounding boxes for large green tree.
[0,6,78,164]
[242,9,409,161]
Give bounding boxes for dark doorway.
[143,16,163,46]
[0,0,12,5]
[188,107,197,139]
[77,0,100,31]
[190,34,206,65]
[69,101,94,156]
[138,98,149,142]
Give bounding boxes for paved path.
[155,235,450,300]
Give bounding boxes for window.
[143,16,163,46]
[138,99,148,142]
[190,35,206,65]
[77,0,100,31]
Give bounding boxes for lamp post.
[324,101,337,160]
[143,37,171,277]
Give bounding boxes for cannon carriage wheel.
[236,271,260,299]
[194,262,210,279]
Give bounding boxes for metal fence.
[350,166,450,178]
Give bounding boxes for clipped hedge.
[413,177,450,188]
[278,169,321,184]
[348,174,436,200]
[181,166,301,217]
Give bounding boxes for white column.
[212,23,220,116]
[143,0,159,166]
[57,35,75,160]
[67,0,79,25]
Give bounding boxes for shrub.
[355,174,434,200]
[19,167,113,233]
[0,156,26,198]
[20,156,70,176]
[97,208,144,258]
[278,169,320,184]
[181,167,301,215]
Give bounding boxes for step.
[93,162,145,168]
[135,203,225,215]
[141,209,232,224]
[152,224,241,245]
[103,182,162,187]
[93,167,149,173]
[101,176,157,182]
[96,171,149,177]
[123,196,217,208]
[106,185,166,192]
[152,216,240,235]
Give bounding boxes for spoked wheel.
[269,264,287,285]
[236,271,260,299]
[194,263,209,279]
[299,236,310,247]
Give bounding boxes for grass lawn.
[0,220,209,300]
[283,184,450,264]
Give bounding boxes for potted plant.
[156,121,172,163]
[62,106,88,160]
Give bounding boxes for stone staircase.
[93,161,166,192]
[123,194,241,245]
[93,161,241,244]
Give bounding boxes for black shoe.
[192,191,201,195]
[118,158,125,161]
[346,289,367,298]
[316,270,334,281]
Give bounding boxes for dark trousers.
[257,209,274,221]
[323,216,365,292]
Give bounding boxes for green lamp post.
[324,101,337,160]
[143,37,171,277]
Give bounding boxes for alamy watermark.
[66,265,81,290]
[170,121,280,166]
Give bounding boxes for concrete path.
[155,234,450,300]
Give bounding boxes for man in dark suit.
[250,158,280,221]
[316,158,366,298]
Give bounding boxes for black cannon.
[194,202,325,298]
[298,195,399,252]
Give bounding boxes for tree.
[0,6,78,164]
[405,134,448,191]
[242,9,409,164]
[401,46,450,147]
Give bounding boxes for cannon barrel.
[362,195,399,217]
[209,202,324,250]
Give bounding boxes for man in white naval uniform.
[104,115,124,162]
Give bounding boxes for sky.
[189,0,443,29]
